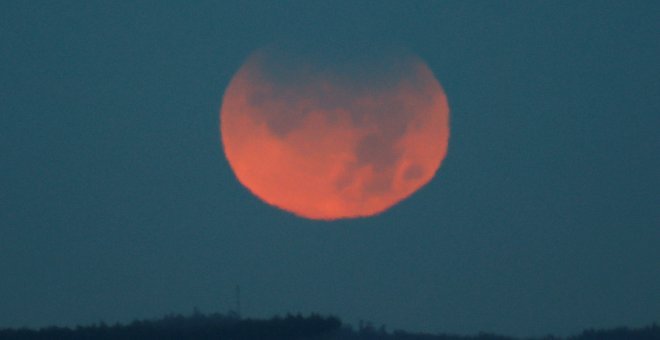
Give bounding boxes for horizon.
[1,310,658,340]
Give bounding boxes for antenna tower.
[235,285,241,318]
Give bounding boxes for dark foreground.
[0,313,658,340]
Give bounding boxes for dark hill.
[0,313,657,340]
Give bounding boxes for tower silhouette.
[235,285,241,318]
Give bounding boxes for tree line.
[0,312,657,340]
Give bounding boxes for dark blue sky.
[1,1,658,337]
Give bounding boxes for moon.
[220,45,449,220]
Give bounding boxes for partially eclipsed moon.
[220,46,449,220]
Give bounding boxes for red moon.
[220,47,449,220]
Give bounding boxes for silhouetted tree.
[0,313,657,340]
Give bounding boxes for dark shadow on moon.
[241,43,431,196]
[220,38,449,219]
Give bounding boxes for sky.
[1,1,659,337]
